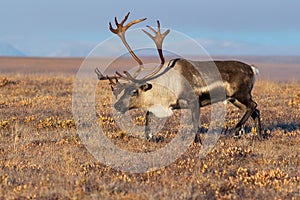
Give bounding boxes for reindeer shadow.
[199,122,300,139]
[263,122,300,136]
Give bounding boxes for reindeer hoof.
[146,135,152,141]
[146,136,164,143]
[145,131,153,141]
[194,134,202,144]
[256,130,264,140]
[233,127,245,139]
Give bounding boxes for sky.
[0,0,300,57]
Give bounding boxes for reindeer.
[95,12,262,142]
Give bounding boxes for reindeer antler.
[143,20,170,65]
[95,68,120,91]
[96,13,171,94]
[95,67,139,93]
[142,20,170,79]
[109,12,146,78]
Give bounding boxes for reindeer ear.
[140,83,152,91]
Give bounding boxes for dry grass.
[0,71,299,199]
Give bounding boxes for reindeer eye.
[131,90,138,96]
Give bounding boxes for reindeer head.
[95,12,170,113]
[113,82,152,113]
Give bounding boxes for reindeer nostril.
[114,102,126,113]
[114,103,121,111]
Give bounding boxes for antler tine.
[125,18,147,31]
[106,76,116,86]
[115,71,126,79]
[114,71,136,82]
[123,71,136,81]
[95,68,107,80]
[95,67,123,88]
[120,12,130,26]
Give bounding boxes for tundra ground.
[0,70,299,199]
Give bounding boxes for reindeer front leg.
[190,100,201,143]
[145,111,154,141]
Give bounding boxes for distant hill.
[49,43,94,57]
[211,55,300,64]
[0,42,26,57]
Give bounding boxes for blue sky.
[0,0,300,56]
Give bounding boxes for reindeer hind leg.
[251,108,262,139]
[190,100,201,143]
[230,98,257,138]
